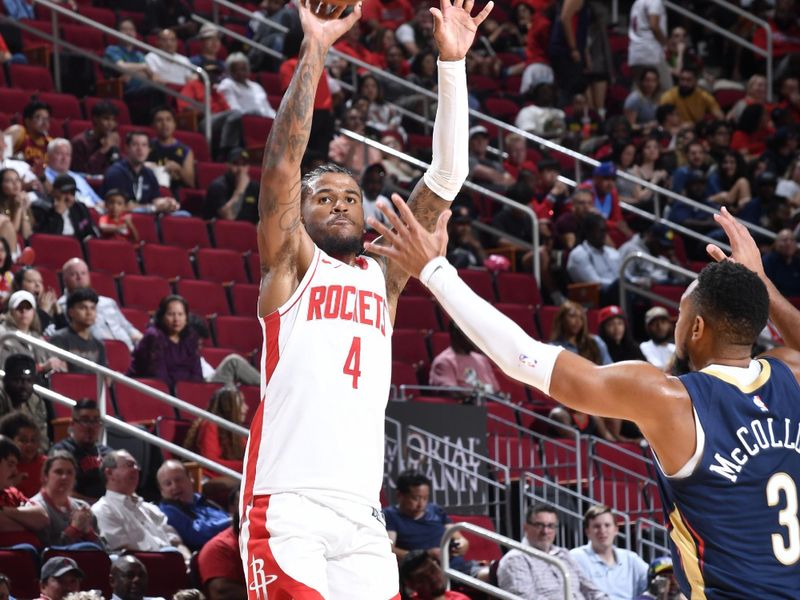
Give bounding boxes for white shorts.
[240,492,400,600]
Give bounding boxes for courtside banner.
[384,402,488,514]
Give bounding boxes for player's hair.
[398,549,437,585]
[0,410,39,440]
[583,504,612,529]
[0,435,21,462]
[690,261,769,346]
[525,503,558,523]
[43,449,78,477]
[300,164,355,204]
[395,470,432,494]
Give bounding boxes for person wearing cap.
[0,290,67,380]
[202,148,260,222]
[48,288,107,375]
[597,305,645,363]
[190,22,225,71]
[619,224,683,288]
[37,557,83,600]
[145,28,195,87]
[639,306,675,371]
[70,100,120,176]
[148,107,195,191]
[467,125,515,192]
[43,139,102,208]
[31,174,97,240]
[584,161,632,238]
[0,354,49,449]
[762,228,800,297]
[634,557,682,600]
[217,53,276,119]
[566,212,623,306]
[446,206,486,269]
[0,434,49,550]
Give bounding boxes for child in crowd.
[0,411,45,498]
[98,189,139,243]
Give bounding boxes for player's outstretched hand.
[431,0,494,61]
[365,193,451,278]
[706,206,765,277]
[298,0,362,49]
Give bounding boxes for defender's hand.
[298,0,362,50]
[364,193,451,278]
[706,206,765,277]
[431,0,494,62]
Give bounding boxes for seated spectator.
[333,25,386,68]
[13,266,61,332]
[430,321,499,393]
[639,307,675,371]
[612,143,642,205]
[0,290,67,379]
[0,411,45,496]
[446,206,485,269]
[399,550,471,600]
[4,100,53,177]
[468,126,514,191]
[727,74,768,122]
[739,171,782,228]
[103,131,182,214]
[43,139,102,208]
[619,224,682,288]
[630,138,669,206]
[707,150,751,212]
[706,120,733,165]
[555,187,596,250]
[328,108,382,179]
[0,170,34,258]
[187,316,260,387]
[379,131,421,188]
[157,459,230,551]
[361,163,391,230]
[502,134,538,182]
[92,449,189,558]
[146,28,195,86]
[777,156,800,206]
[70,100,121,176]
[658,66,722,125]
[217,53,276,119]
[190,23,225,71]
[37,557,84,600]
[570,505,648,600]
[197,489,244,600]
[98,189,139,243]
[566,213,622,306]
[634,556,680,600]
[497,504,607,599]
[203,148,259,222]
[384,471,486,580]
[584,163,632,237]
[59,258,143,351]
[667,172,719,258]
[624,68,661,132]
[31,451,104,550]
[149,107,196,191]
[380,44,411,102]
[0,132,39,190]
[514,83,566,140]
[597,305,645,363]
[776,76,800,124]
[0,355,49,451]
[395,5,434,57]
[354,74,402,136]
[51,399,112,503]
[564,93,603,150]
[763,229,800,298]
[651,103,681,148]
[730,104,773,161]
[400,50,438,114]
[0,434,49,549]
[178,64,242,162]
[49,288,107,375]
[31,175,98,240]
[110,555,161,600]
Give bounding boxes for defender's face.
[302,172,365,255]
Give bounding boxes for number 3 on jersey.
[767,472,800,565]
[343,337,362,389]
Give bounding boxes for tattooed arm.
[257,0,362,318]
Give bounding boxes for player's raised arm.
[257,0,361,317]
[369,0,493,319]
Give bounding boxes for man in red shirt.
[0,435,48,549]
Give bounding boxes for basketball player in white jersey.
[238,0,493,598]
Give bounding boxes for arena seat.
[245,251,261,283]
[174,130,211,163]
[448,514,503,562]
[201,347,238,369]
[131,551,189,598]
[128,213,160,244]
[593,441,653,480]
[114,378,175,424]
[176,279,231,316]
[211,219,258,253]
[241,115,273,156]
[160,215,211,249]
[120,307,151,333]
[63,118,92,139]
[86,238,141,276]
[395,296,440,331]
[540,438,590,485]
[486,399,520,436]
[195,161,228,189]
[0,549,42,598]
[257,72,283,95]
[29,234,83,270]
[154,417,193,460]
[391,360,418,388]
[36,265,61,295]
[458,269,495,301]
[483,96,520,122]
[60,24,106,54]
[8,63,54,92]
[536,305,559,341]
[175,381,222,418]
[496,303,537,338]
[492,368,531,405]
[39,92,82,119]
[141,244,195,280]
[495,272,542,307]
[104,339,132,373]
[0,89,32,116]
[195,248,249,284]
[429,331,449,357]
[76,5,116,27]
[231,284,259,316]
[214,316,262,354]
[50,373,106,419]
[120,274,171,311]
[87,270,119,302]
[487,434,541,482]
[391,329,430,373]
[41,547,112,597]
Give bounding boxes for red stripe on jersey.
[683,512,706,571]
[244,495,325,600]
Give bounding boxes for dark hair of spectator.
[358,74,386,104]
[525,503,558,523]
[0,435,21,462]
[43,449,78,477]
[23,100,51,121]
[0,237,12,274]
[66,287,99,311]
[611,142,636,168]
[680,65,699,78]
[691,261,769,346]
[125,130,150,146]
[655,103,676,125]
[0,411,39,440]
[301,164,355,204]
[737,104,765,135]
[398,549,436,585]
[91,100,119,119]
[551,299,602,364]
[395,470,432,494]
[0,168,22,203]
[12,266,39,292]
[150,105,176,123]
[73,398,98,415]
[717,150,748,191]
[583,504,612,529]
[155,295,190,337]
[187,313,210,339]
[410,49,436,77]
[599,316,644,363]
[638,67,659,87]
[184,385,245,462]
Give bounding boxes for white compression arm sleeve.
[420,257,564,395]
[422,59,470,201]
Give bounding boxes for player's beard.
[316,229,365,258]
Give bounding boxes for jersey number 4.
[767,472,800,565]
[343,337,362,389]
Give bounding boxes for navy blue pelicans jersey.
[655,357,800,599]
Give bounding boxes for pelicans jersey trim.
[668,507,707,600]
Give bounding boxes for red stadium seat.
[88,270,119,302]
[36,265,62,295]
[38,92,82,119]
[492,368,531,405]
[174,130,211,163]
[160,216,211,249]
[195,248,249,284]
[448,514,503,562]
[496,303,537,337]
[120,275,171,311]
[458,269,495,301]
[593,441,653,480]
[0,89,32,117]
[429,331,449,357]
[86,238,140,276]
[114,379,175,424]
[50,374,108,418]
[240,384,261,426]
[154,417,193,460]
[486,399,519,435]
[488,434,541,482]
[391,360,419,388]
[0,549,43,598]
[29,234,83,270]
[212,219,258,253]
[63,118,92,138]
[104,339,132,373]
[536,305,559,341]
[141,244,195,280]
[214,316,262,354]
[540,438,589,484]
[241,115,273,155]
[257,72,283,95]
[496,272,542,307]
[246,251,261,283]
[201,347,239,369]
[231,284,259,316]
[195,161,228,190]
[176,279,231,316]
[131,551,188,598]
[77,5,116,26]
[483,96,520,122]
[175,381,222,418]
[121,307,151,333]
[128,213,159,244]
[41,548,112,597]
[391,329,430,372]
[60,24,106,54]
[8,63,54,92]
[395,296,440,331]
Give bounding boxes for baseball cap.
[469,125,489,139]
[52,174,77,194]
[648,556,673,582]
[645,306,671,326]
[198,22,220,38]
[3,354,36,377]
[597,305,624,326]
[648,224,674,248]
[227,147,250,164]
[40,556,84,581]
[593,161,616,178]
[8,290,36,311]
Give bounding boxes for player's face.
[674,281,698,364]
[397,484,430,519]
[302,172,365,259]
[586,512,618,551]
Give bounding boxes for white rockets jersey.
[241,246,393,509]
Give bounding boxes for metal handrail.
[32,0,213,144]
[618,252,696,315]
[441,522,572,600]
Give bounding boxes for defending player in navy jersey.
[366,200,800,599]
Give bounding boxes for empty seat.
[0,89,33,117]
[214,316,262,354]
[120,274,171,311]
[486,399,520,435]
[174,130,211,162]
[39,91,82,119]
[29,234,83,270]
[104,339,132,373]
[536,305,559,341]
[77,5,116,27]
[87,270,118,302]
[8,63,54,92]
[496,272,542,306]
[36,265,62,295]
[154,416,193,461]
[86,238,140,276]
[195,248,248,284]
[246,251,261,283]
[395,296,440,331]
[128,213,159,244]
[201,346,238,369]
[496,303,537,338]
[391,329,430,372]
[212,219,258,253]
[0,549,41,598]
[429,331,449,358]
[60,24,106,54]
[488,434,540,482]
[160,216,211,249]
[231,284,259,316]
[176,279,230,316]
[114,378,175,423]
[175,381,222,418]
[492,368,531,404]
[141,244,195,280]
[195,161,228,190]
[458,269,495,301]
[391,360,418,388]
[257,71,282,95]
[121,307,151,333]
[593,441,653,480]
[51,373,107,418]
[131,551,189,598]
[241,114,273,154]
